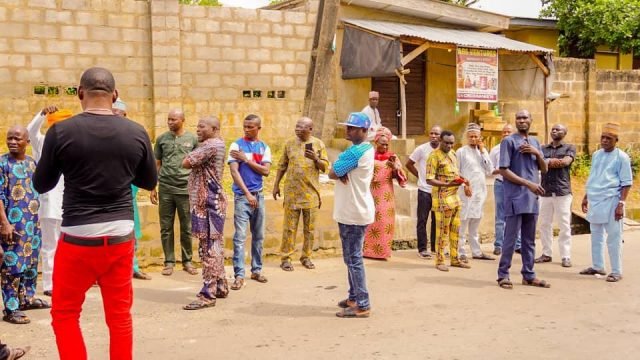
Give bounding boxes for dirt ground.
[2,231,639,360]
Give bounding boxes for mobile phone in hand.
[305,143,313,151]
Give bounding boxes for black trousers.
[417,190,437,253]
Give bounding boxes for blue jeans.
[590,220,623,275]
[493,180,521,250]
[498,214,537,281]
[338,223,370,310]
[232,192,265,278]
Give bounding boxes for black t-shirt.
[33,113,158,227]
[541,142,576,197]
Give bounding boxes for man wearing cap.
[456,123,494,262]
[535,124,575,268]
[407,126,442,258]
[362,91,382,141]
[580,122,632,283]
[26,106,69,297]
[151,109,199,276]
[112,99,152,280]
[489,123,521,255]
[425,130,471,272]
[330,112,375,318]
[496,110,549,290]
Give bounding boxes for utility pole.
[303,0,340,139]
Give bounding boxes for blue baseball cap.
[338,112,371,129]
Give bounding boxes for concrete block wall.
[594,70,640,150]
[0,0,316,141]
[0,0,155,134]
[150,1,316,139]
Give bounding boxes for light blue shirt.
[586,148,633,224]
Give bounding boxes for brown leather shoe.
[534,255,552,263]
[230,276,245,290]
[250,272,268,283]
[133,271,152,280]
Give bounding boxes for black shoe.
[514,248,521,254]
[493,247,502,256]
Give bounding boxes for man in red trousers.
[33,67,157,360]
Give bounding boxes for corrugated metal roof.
[343,19,554,54]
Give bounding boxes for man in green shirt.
[151,109,199,276]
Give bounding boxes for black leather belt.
[62,232,134,247]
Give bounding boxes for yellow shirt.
[279,136,329,209]
[425,148,461,211]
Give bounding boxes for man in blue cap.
[329,112,375,318]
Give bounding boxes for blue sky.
[219,0,544,18]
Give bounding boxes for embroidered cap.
[338,112,371,129]
[602,122,620,136]
[466,123,481,133]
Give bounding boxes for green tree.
[441,0,480,6]
[179,0,222,6]
[541,0,640,58]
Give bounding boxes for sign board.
[456,47,498,102]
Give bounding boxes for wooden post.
[303,0,340,139]
[395,68,409,140]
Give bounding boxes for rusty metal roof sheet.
[343,19,554,54]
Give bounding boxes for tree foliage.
[541,0,640,58]
[441,0,480,6]
[179,0,222,6]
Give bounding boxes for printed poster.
[456,47,498,102]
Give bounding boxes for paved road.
[2,232,639,359]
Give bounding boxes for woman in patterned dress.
[363,127,407,259]
[182,117,228,310]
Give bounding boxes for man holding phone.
[426,130,471,272]
[273,117,329,271]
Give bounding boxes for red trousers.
[51,235,134,360]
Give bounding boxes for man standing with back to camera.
[34,67,157,360]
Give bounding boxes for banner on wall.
[456,47,499,102]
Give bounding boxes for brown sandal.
[20,298,50,310]
[3,311,30,325]
[280,260,294,272]
[161,265,174,276]
[183,264,198,275]
[337,299,356,308]
[522,278,551,288]
[250,273,268,283]
[230,276,245,290]
[183,296,216,310]
[7,345,30,359]
[301,258,315,269]
[436,264,449,272]
[497,278,513,289]
[336,307,370,318]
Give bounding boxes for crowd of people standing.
[0,67,634,359]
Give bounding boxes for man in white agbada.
[26,106,69,297]
[362,91,382,141]
[456,123,495,262]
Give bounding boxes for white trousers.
[539,194,572,259]
[41,218,62,291]
[458,217,482,257]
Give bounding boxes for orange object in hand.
[46,109,74,126]
[453,176,466,185]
